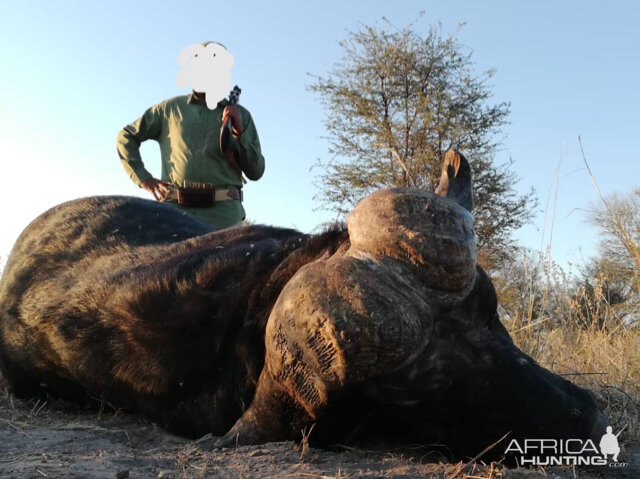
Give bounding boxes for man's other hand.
[222,106,245,136]
[140,178,173,201]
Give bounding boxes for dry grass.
[0,370,578,478]
[507,307,639,442]
[493,138,640,446]
[496,234,640,446]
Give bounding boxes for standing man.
[117,41,264,229]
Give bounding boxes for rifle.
[220,85,242,153]
[219,85,246,184]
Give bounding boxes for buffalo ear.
[469,266,510,337]
[177,44,203,65]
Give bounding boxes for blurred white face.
[176,42,234,109]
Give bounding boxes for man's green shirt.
[117,93,265,229]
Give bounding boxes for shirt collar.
[187,92,229,108]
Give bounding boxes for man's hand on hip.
[140,178,172,201]
[222,106,245,136]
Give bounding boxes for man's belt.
[167,186,243,208]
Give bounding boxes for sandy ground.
[1,388,638,479]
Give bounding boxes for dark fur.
[0,195,605,458]
[0,196,347,437]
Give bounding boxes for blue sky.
[1,1,638,274]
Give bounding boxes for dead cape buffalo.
[0,151,607,456]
